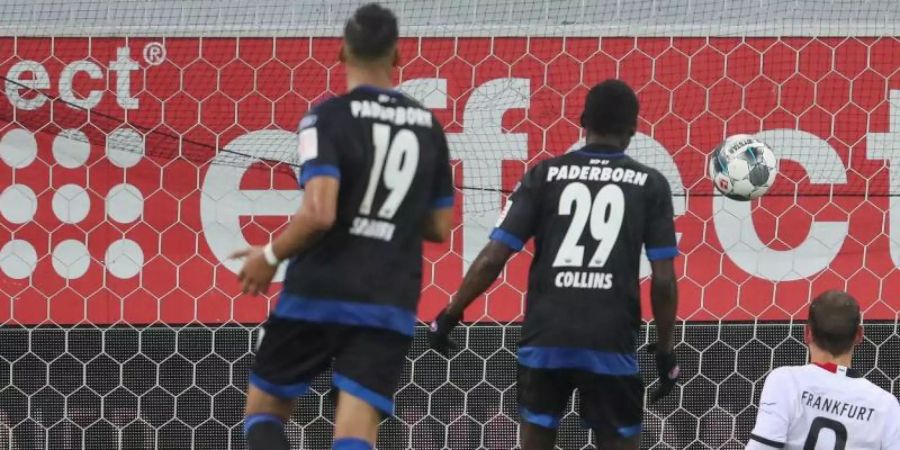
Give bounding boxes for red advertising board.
[1,37,899,325]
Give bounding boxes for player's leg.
[244,387,294,450]
[333,391,381,447]
[244,318,335,450]
[517,365,572,450]
[330,327,412,449]
[576,372,643,450]
[594,434,639,450]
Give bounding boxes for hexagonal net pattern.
[0,1,899,449]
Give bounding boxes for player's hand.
[428,308,460,357]
[230,247,277,296]
[647,343,679,404]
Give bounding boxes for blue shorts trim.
[431,195,455,209]
[490,228,525,251]
[518,346,639,376]
[519,406,561,429]
[332,372,394,415]
[617,424,642,437]
[300,163,341,186]
[243,413,283,435]
[248,373,310,399]
[273,294,416,337]
[646,246,678,261]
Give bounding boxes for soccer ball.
[708,134,777,201]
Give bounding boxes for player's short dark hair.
[343,3,399,61]
[580,79,639,137]
[808,290,861,355]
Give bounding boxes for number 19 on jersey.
[350,123,420,241]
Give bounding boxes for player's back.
[752,364,900,449]
[508,145,676,354]
[280,86,453,332]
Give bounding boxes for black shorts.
[517,365,644,440]
[249,317,411,415]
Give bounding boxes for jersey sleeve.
[296,109,341,188]
[883,396,900,450]
[429,122,455,210]
[747,368,794,449]
[490,165,543,252]
[643,171,678,261]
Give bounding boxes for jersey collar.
[353,84,403,96]
[812,362,860,378]
[574,144,626,159]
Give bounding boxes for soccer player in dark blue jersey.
[231,4,454,450]
[429,80,680,450]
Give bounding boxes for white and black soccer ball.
[708,134,777,201]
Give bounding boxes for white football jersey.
[747,363,900,449]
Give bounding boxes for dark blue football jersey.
[274,85,454,337]
[493,144,677,371]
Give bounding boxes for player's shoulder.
[393,92,445,132]
[850,374,900,406]
[886,388,900,415]
[299,96,346,131]
[764,365,802,384]
[763,365,819,395]
[521,158,557,186]
[621,155,669,186]
[391,89,428,109]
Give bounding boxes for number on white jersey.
[748,365,900,450]
[804,417,847,450]
[359,123,419,219]
[552,183,625,267]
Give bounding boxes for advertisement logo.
[1,37,899,325]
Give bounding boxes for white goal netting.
[0,0,899,449]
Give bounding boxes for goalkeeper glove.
[647,343,679,404]
[428,308,460,357]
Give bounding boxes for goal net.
[0,0,899,448]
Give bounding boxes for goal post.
[0,1,899,448]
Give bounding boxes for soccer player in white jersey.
[747,290,900,449]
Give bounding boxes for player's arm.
[427,241,516,355]
[428,166,543,354]
[422,208,453,243]
[746,369,794,449]
[644,172,681,403]
[422,120,456,243]
[269,176,338,257]
[445,241,515,317]
[230,176,339,296]
[650,259,678,353]
[231,110,341,295]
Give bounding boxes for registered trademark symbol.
[143,42,166,66]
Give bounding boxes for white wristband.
[262,243,281,267]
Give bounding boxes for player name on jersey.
[555,271,613,289]
[800,390,876,422]
[545,165,649,186]
[350,99,433,127]
[350,217,396,241]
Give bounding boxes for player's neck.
[345,65,394,93]
[809,346,853,369]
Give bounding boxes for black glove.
[647,343,679,404]
[428,308,460,356]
